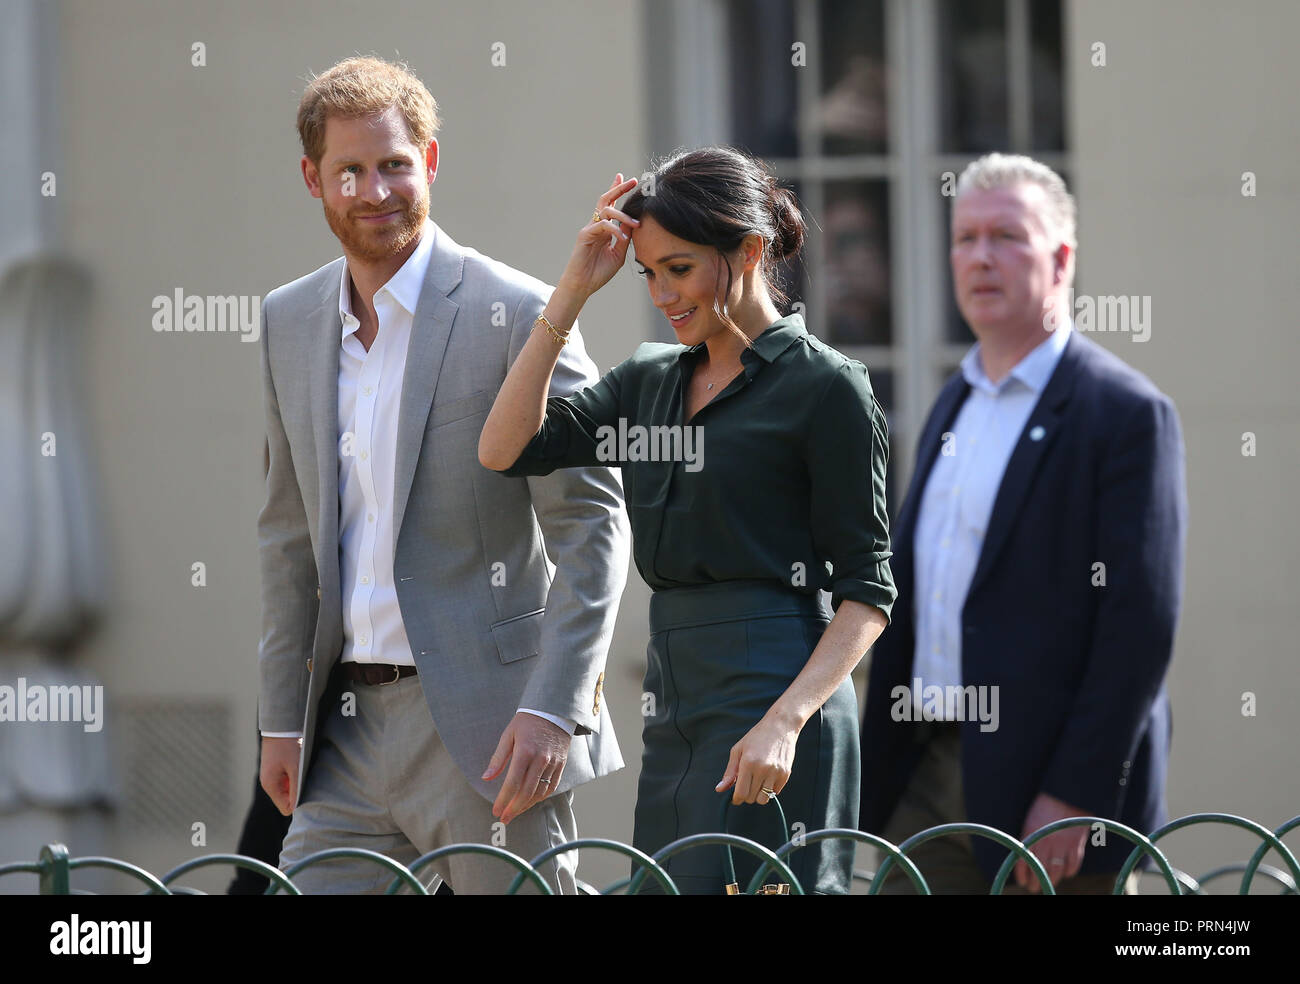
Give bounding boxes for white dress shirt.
[262,220,573,738]
[910,324,1071,717]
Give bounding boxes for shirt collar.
[681,312,809,365]
[338,218,436,340]
[961,320,1072,395]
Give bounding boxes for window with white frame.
[648,0,1069,504]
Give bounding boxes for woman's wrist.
[765,699,810,734]
[547,283,590,327]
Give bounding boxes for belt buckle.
[377,665,403,686]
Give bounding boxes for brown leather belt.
[338,662,417,686]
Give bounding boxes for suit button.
[316,585,322,600]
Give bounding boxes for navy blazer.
[861,330,1187,882]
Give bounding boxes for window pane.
[822,180,892,345]
[938,0,1008,153]
[728,0,798,158]
[1030,0,1066,151]
[816,0,888,155]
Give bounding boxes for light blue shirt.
[910,324,1072,716]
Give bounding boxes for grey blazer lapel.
[392,223,465,548]
[307,265,345,606]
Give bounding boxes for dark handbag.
[719,791,792,895]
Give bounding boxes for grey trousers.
[875,723,1137,895]
[279,672,578,895]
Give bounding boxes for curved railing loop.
[391,843,551,896]
[995,817,1180,895]
[274,847,429,896]
[874,822,1054,895]
[1115,813,1300,896]
[625,832,803,896]
[506,838,677,896]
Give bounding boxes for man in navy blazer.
[861,154,1186,893]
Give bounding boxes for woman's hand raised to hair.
[555,174,641,300]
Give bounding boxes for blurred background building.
[1,0,1295,892]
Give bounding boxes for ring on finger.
[591,208,602,224]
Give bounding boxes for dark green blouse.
[499,313,896,619]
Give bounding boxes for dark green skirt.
[631,579,860,894]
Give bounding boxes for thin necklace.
[703,366,739,390]
[698,336,751,390]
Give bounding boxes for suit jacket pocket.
[490,607,545,663]
[429,388,496,429]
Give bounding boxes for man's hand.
[259,736,301,817]
[483,713,571,825]
[1014,791,1090,892]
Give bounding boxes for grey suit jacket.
[256,220,630,806]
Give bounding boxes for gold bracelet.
[535,313,571,346]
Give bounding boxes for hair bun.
[770,184,806,261]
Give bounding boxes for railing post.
[39,844,70,895]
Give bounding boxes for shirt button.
[953,485,961,494]
[941,538,951,548]
[358,635,368,646]
[368,514,375,522]
[364,386,373,395]
[361,575,370,584]
[933,592,942,601]
[360,450,368,460]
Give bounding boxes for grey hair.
[954,153,1077,249]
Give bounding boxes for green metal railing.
[2,812,1296,895]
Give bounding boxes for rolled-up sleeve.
[499,360,627,477]
[807,361,896,618]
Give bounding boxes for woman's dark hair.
[621,146,807,347]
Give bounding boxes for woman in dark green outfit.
[479,147,895,894]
